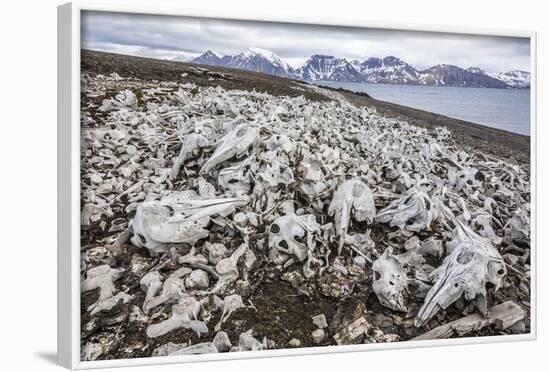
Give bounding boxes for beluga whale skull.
[268,213,321,278]
[200,124,259,174]
[328,179,376,254]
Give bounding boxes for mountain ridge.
[191,48,530,89]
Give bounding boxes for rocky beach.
[79,50,531,361]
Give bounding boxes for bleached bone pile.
[80,71,530,360]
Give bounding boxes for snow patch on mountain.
[297,55,366,82]
[242,47,294,73]
[209,50,223,59]
[465,67,487,75]
[490,70,531,89]
[358,56,420,84]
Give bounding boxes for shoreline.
[81,49,530,165]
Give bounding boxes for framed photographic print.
[57,1,536,369]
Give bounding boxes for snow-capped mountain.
[192,47,294,78]
[296,55,366,82]
[490,70,531,89]
[191,50,224,66]
[189,47,530,88]
[465,67,530,88]
[358,56,420,84]
[418,64,508,88]
[226,47,295,77]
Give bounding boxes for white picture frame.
[58,1,537,369]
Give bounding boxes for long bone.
[140,271,163,303]
[213,242,248,290]
[81,265,131,315]
[88,292,133,315]
[168,342,219,356]
[81,265,125,302]
[215,294,244,331]
[146,296,208,338]
[141,276,186,314]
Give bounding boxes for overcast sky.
[81,11,530,73]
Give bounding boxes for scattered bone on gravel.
[80,70,530,360]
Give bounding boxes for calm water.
[316,82,531,135]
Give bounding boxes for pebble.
[90,174,103,184]
[519,282,530,296]
[170,267,192,279]
[353,256,366,268]
[234,212,248,227]
[130,254,148,275]
[312,314,328,329]
[81,342,103,361]
[311,329,326,344]
[508,320,526,334]
[244,250,257,270]
[208,243,227,265]
[373,313,395,329]
[288,338,301,347]
[119,167,132,178]
[503,253,520,266]
[126,145,137,155]
[213,331,232,352]
[185,269,210,289]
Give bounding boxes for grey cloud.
[81,11,531,73]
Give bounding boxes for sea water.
[315,82,531,136]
